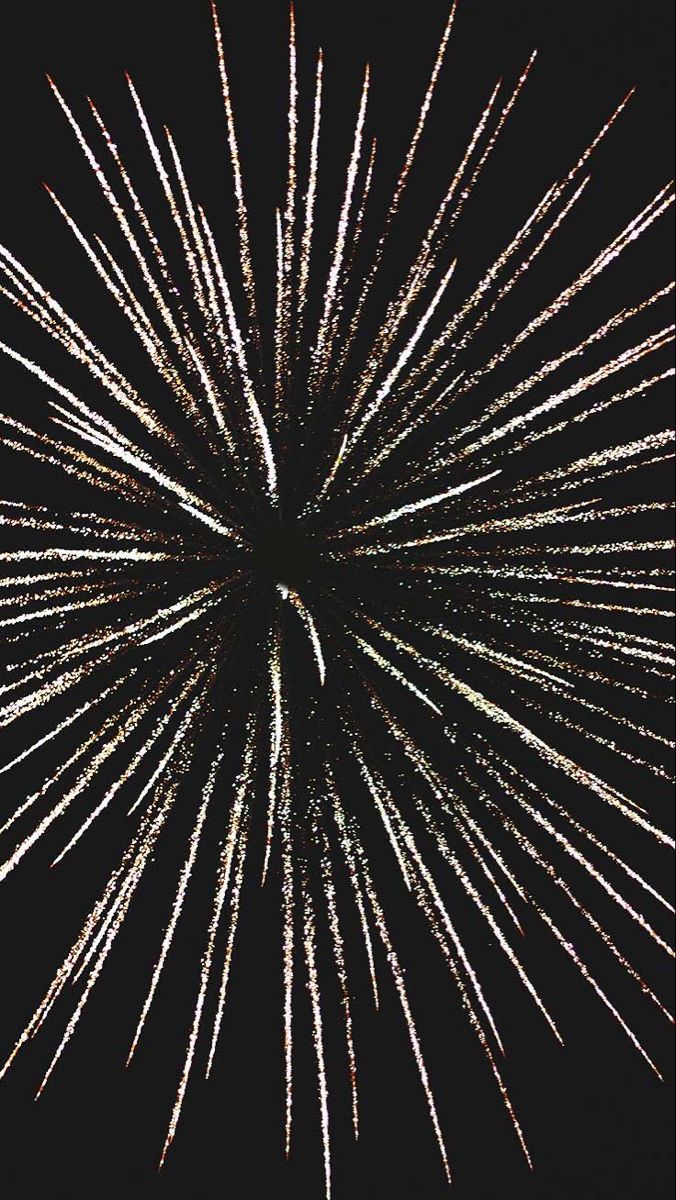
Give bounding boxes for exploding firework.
[0,2,673,1195]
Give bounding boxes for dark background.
[0,1,673,1198]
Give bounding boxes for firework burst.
[0,3,673,1194]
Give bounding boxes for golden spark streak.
[159,734,254,1164]
[312,66,371,390]
[287,588,326,684]
[303,886,332,1200]
[297,51,323,325]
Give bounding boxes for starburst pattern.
[0,4,673,1194]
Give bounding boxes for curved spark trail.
[0,4,673,1196]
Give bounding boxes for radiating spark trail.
[127,753,219,1066]
[346,469,501,533]
[275,2,298,410]
[262,620,284,884]
[159,732,254,1164]
[286,589,326,684]
[315,819,359,1136]
[323,2,460,396]
[280,741,294,1159]
[197,208,279,501]
[331,254,458,467]
[358,843,453,1181]
[326,773,380,1010]
[34,766,188,1098]
[358,616,673,844]
[211,0,260,346]
[205,805,250,1077]
[303,885,332,1200]
[311,65,371,390]
[297,50,323,327]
